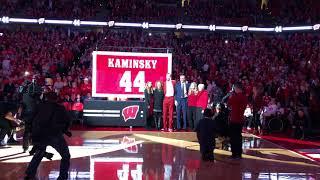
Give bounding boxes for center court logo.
[122,105,139,122]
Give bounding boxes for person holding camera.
[227,83,248,159]
[25,92,72,180]
[0,105,23,146]
[20,77,43,152]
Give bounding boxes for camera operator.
[19,76,42,152]
[25,92,72,180]
[0,105,23,146]
[227,83,248,159]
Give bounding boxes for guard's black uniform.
[195,109,215,161]
[21,82,42,152]
[25,98,72,180]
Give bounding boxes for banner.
[83,100,146,126]
[92,51,172,98]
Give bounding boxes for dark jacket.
[298,91,310,107]
[153,89,164,112]
[0,116,11,129]
[213,111,229,137]
[22,83,42,113]
[31,102,71,142]
[3,83,15,96]
[195,117,215,153]
[144,89,153,108]
[144,89,154,116]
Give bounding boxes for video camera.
[19,75,43,96]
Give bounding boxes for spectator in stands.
[53,76,64,92]
[309,92,320,129]
[80,77,91,96]
[3,79,15,100]
[297,84,311,128]
[71,94,84,123]
[292,109,307,139]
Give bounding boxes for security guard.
[25,92,72,180]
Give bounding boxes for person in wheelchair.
[260,98,279,133]
[292,109,307,139]
[0,105,24,146]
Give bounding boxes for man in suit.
[175,75,190,130]
[162,73,176,132]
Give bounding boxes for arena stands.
[1,0,320,136]
[1,0,320,25]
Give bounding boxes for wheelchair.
[261,111,285,134]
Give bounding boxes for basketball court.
[0,131,319,180]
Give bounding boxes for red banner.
[92,51,172,98]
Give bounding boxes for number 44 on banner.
[120,71,145,92]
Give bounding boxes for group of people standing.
[145,77,249,161]
[144,73,209,132]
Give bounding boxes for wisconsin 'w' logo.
[122,105,139,122]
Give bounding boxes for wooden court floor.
[0,131,319,180]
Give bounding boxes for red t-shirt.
[72,102,84,112]
[228,93,248,124]
[60,87,71,96]
[80,83,92,96]
[62,102,72,111]
[70,87,80,96]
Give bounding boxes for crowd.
[0,1,319,142]
[1,27,320,138]
[0,28,97,114]
[268,0,320,25]
[1,1,320,178]
[1,0,320,25]
[0,0,103,20]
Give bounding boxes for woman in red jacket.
[187,82,198,130]
[195,84,209,129]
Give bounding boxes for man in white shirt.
[162,74,176,132]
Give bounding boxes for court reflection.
[0,132,319,180]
